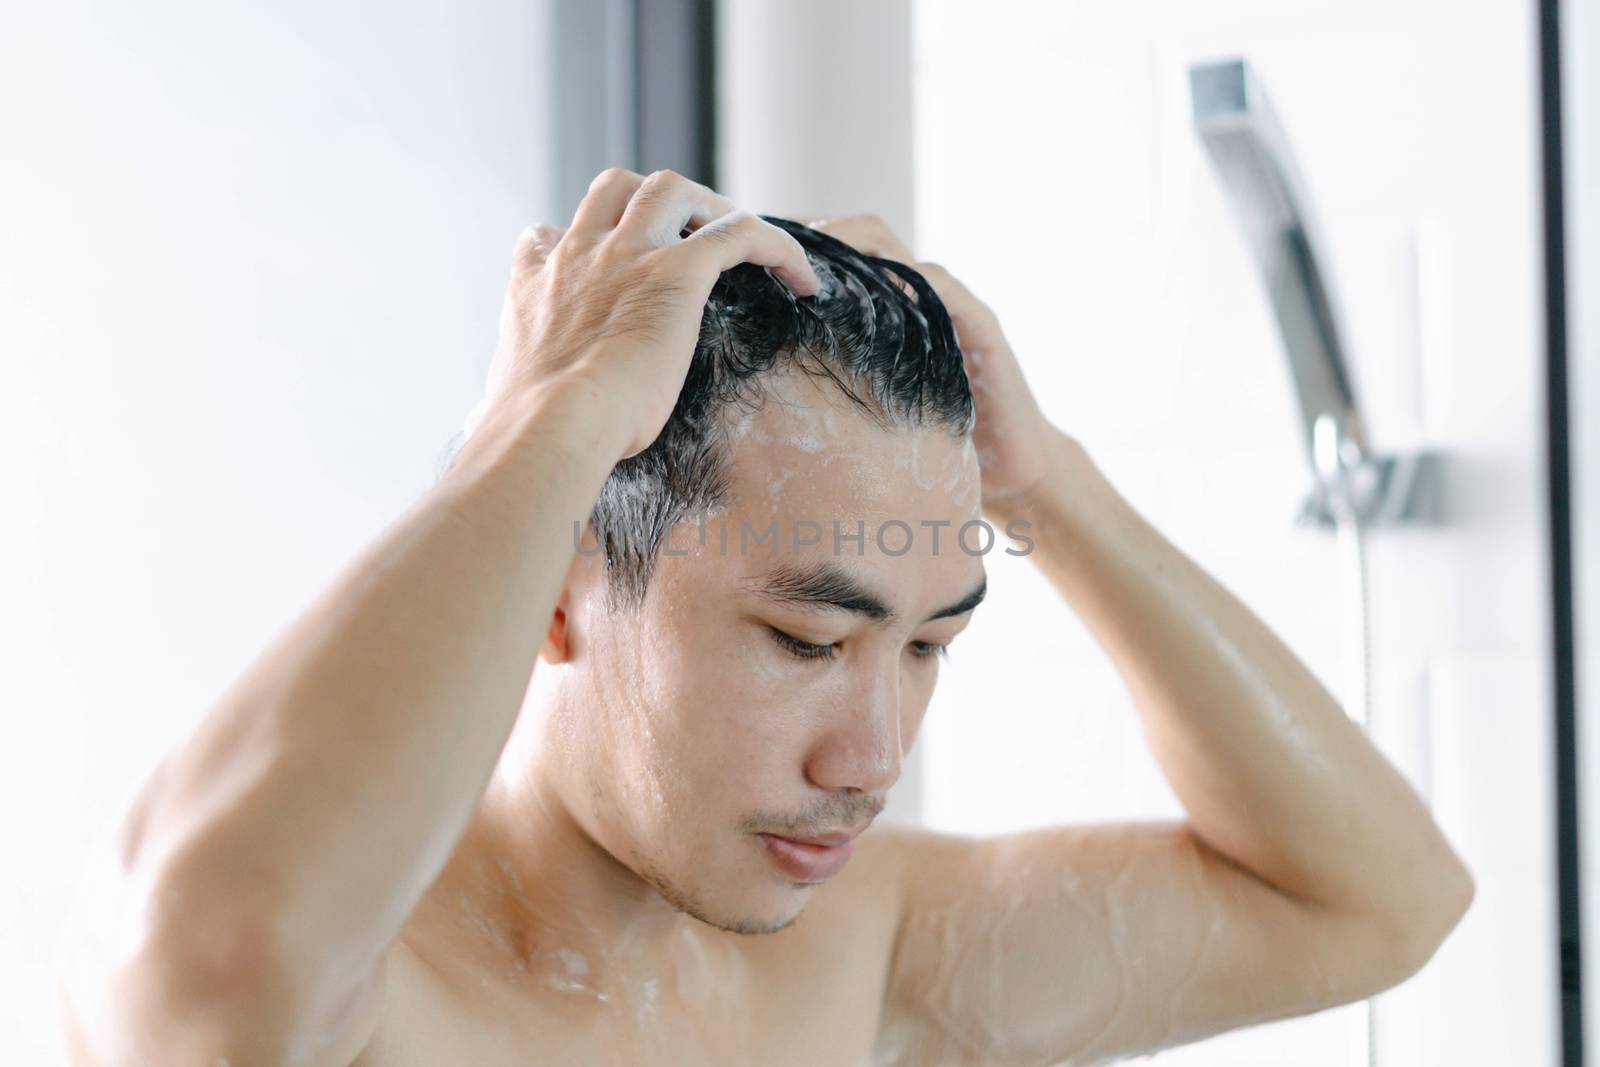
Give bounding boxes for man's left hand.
[797,214,1065,516]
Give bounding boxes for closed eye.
[767,626,839,661]
[765,627,953,663]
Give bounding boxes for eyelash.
[765,627,950,663]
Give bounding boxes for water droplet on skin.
[559,947,589,979]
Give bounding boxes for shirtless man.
[54,167,1474,1067]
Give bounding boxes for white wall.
[913,1,1555,1064]
[0,2,554,1061]
[717,0,915,240]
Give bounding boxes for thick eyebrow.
[749,561,986,625]
[925,578,988,621]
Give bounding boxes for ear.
[540,524,601,665]
[538,587,574,665]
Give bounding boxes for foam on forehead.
[718,366,980,517]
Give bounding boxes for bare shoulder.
[847,820,976,897]
[816,819,984,946]
[754,820,978,983]
[807,819,949,924]
[842,818,924,878]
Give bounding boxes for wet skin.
[376,369,987,1065]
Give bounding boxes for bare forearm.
[120,380,621,981]
[989,429,1472,928]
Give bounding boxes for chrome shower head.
[1189,58,1371,470]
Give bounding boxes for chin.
[680,878,812,937]
[711,900,807,937]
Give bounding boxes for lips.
[779,829,857,847]
[759,830,861,882]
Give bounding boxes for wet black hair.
[439,216,975,611]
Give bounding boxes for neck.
[406,715,734,1013]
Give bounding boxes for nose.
[804,665,904,796]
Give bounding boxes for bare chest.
[352,915,898,1067]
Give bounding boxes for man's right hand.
[470,168,820,463]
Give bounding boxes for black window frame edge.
[1544,0,1583,1063]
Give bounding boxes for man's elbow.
[1371,858,1477,988]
